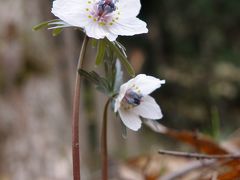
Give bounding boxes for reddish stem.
[72,35,89,180]
[101,98,111,180]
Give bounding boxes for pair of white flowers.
[52,0,165,131]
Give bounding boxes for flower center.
[97,0,116,16]
[86,0,120,26]
[123,90,143,108]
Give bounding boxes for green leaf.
[211,106,221,141]
[104,39,135,77]
[114,60,123,92]
[95,40,106,65]
[78,69,110,95]
[32,21,49,31]
[52,28,63,37]
[115,41,127,56]
[32,19,60,31]
[91,39,98,48]
[78,69,99,84]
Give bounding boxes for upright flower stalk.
[72,35,89,180]
[100,75,165,180]
[34,1,153,180]
[101,98,112,180]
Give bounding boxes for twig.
[72,35,89,180]
[158,150,240,160]
[101,98,112,180]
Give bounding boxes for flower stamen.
[123,90,143,107]
[97,0,116,17]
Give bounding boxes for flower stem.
[72,35,89,180]
[101,98,112,180]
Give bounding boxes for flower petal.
[52,0,90,28]
[52,0,148,40]
[108,18,148,36]
[118,109,142,131]
[114,74,165,112]
[106,33,118,41]
[114,79,134,112]
[132,95,163,120]
[85,22,108,39]
[132,74,165,95]
[117,0,141,18]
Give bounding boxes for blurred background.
[0,0,239,179]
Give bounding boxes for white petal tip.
[159,113,163,119]
[160,80,166,84]
[149,113,163,120]
[118,109,142,131]
[130,125,142,131]
[126,121,142,131]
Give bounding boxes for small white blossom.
[51,0,148,41]
[114,74,165,131]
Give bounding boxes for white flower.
[51,0,148,41]
[114,74,165,131]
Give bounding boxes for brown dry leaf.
[165,129,228,155]
[165,128,240,173]
[126,155,162,180]
[166,129,240,177]
[121,155,218,180]
[217,167,240,180]
[143,121,240,179]
[123,154,192,180]
[143,120,228,155]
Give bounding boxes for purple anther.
[98,0,116,16]
[124,90,143,106]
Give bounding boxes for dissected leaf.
[78,69,110,95]
[78,69,99,84]
[115,41,127,57]
[52,28,63,36]
[32,19,60,31]
[32,21,50,31]
[114,60,123,92]
[96,40,106,65]
[33,19,65,36]
[90,71,109,88]
[104,39,135,77]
